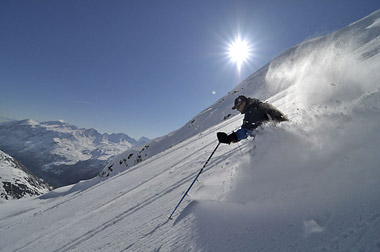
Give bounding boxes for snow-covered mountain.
[0,9,380,252]
[0,119,149,187]
[100,9,380,179]
[0,149,49,201]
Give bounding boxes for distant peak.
[25,119,39,126]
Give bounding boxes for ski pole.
[168,142,221,220]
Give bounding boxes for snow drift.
[0,9,380,252]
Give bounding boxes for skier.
[217,95,287,144]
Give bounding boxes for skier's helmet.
[232,95,248,110]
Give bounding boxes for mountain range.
[0,119,149,187]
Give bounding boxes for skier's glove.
[217,132,238,144]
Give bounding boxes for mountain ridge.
[0,119,149,187]
[0,149,50,200]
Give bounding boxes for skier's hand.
[217,132,238,144]
[217,132,230,144]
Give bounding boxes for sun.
[228,37,251,71]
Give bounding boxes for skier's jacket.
[236,98,288,140]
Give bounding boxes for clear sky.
[1,0,379,139]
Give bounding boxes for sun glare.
[228,37,251,71]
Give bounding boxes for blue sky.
[1,0,379,139]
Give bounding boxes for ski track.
[53,143,239,252]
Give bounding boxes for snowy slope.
[0,9,380,252]
[0,119,149,186]
[0,149,49,201]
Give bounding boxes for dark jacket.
[241,98,270,131]
[235,98,287,141]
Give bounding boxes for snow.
[367,18,380,29]
[0,150,49,200]
[1,9,380,252]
